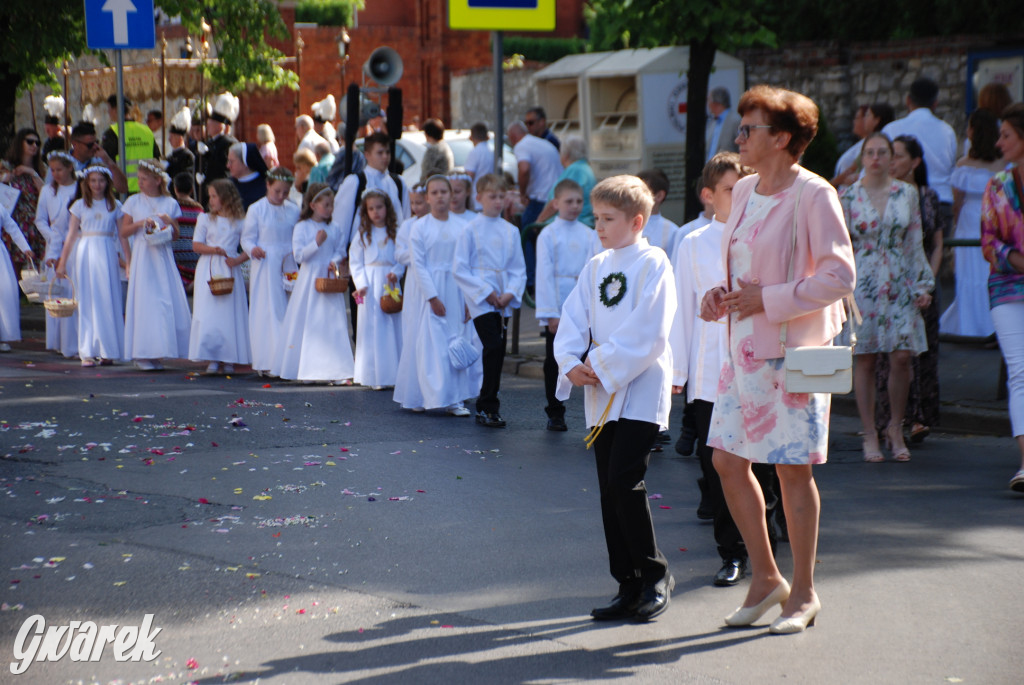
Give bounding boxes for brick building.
[240,1,493,169]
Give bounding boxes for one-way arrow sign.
[84,0,155,50]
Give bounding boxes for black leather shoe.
[634,574,674,621]
[656,430,672,444]
[546,417,568,432]
[713,558,747,587]
[475,411,506,428]
[675,431,696,456]
[696,500,715,520]
[591,588,642,620]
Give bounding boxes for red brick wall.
[232,1,491,169]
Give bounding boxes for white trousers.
[991,301,1024,437]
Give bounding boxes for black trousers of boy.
[473,312,507,414]
[543,326,565,419]
[693,400,778,560]
[593,418,670,588]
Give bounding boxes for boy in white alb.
[535,178,592,431]
[672,178,715,456]
[555,175,676,622]
[453,174,526,427]
[637,168,681,257]
[670,152,778,588]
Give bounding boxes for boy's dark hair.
[553,178,582,199]
[364,131,391,153]
[701,152,752,191]
[636,168,670,197]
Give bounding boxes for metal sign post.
[84,0,156,196]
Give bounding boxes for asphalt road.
[1,351,1022,684]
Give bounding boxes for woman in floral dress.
[840,132,934,463]
[1,128,45,274]
[700,86,855,634]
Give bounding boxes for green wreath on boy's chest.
[599,272,627,308]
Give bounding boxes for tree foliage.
[585,0,777,219]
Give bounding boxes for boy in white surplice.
[554,175,677,622]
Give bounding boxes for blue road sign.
[84,0,156,50]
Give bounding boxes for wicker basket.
[207,258,234,296]
[380,283,403,314]
[281,254,299,293]
[144,220,173,246]
[19,257,47,303]
[43,275,77,318]
[315,264,348,294]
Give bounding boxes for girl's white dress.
[188,214,250,364]
[1,211,31,343]
[940,165,997,337]
[241,197,300,372]
[121,193,191,360]
[68,198,125,360]
[272,218,354,381]
[350,225,405,386]
[393,214,482,410]
[34,182,78,356]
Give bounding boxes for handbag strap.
[778,178,860,351]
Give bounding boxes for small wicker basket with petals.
[44,275,77,318]
[315,264,348,294]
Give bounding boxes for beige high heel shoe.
[724,579,791,627]
[769,596,821,634]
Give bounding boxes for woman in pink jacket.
[701,85,855,634]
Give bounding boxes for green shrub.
[500,36,588,64]
[295,0,362,27]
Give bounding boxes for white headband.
[360,187,388,201]
[47,151,75,165]
[77,165,112,180]
[311,186,334,205]
[138,159,171,185]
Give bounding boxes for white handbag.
[780,180,861,394]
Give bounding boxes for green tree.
[586,0,776,220]
[0,0,302,148]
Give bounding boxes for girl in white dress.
[189,179,250,374]
[34,151,78,357]
[392,175,481,413]
[448,172,477,224]
[1,209,33,351]
[120,160,191,370]
[241,167,300,375]
[350,189,404,388]
[272,183,354,383]
[56,166,127,366]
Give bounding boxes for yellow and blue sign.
[449,0,555,31]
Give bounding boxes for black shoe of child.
[546,417,568,432]
[656,430,672,444]
[475,411,507,428]
[675,430,697,457]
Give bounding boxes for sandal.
[909,423,930,444]
[887,424,911,462]
[862,440,884,463]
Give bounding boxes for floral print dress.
[707,191,832,465]
[840,179,934,355]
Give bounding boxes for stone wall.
[449,66,541,132]
[736,35,1002,153]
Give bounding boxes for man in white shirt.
[295,114,329,156]
[508,120,562,294]
[463,122,494,211]
[882,77,958,235]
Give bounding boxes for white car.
[358,130,517,187]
